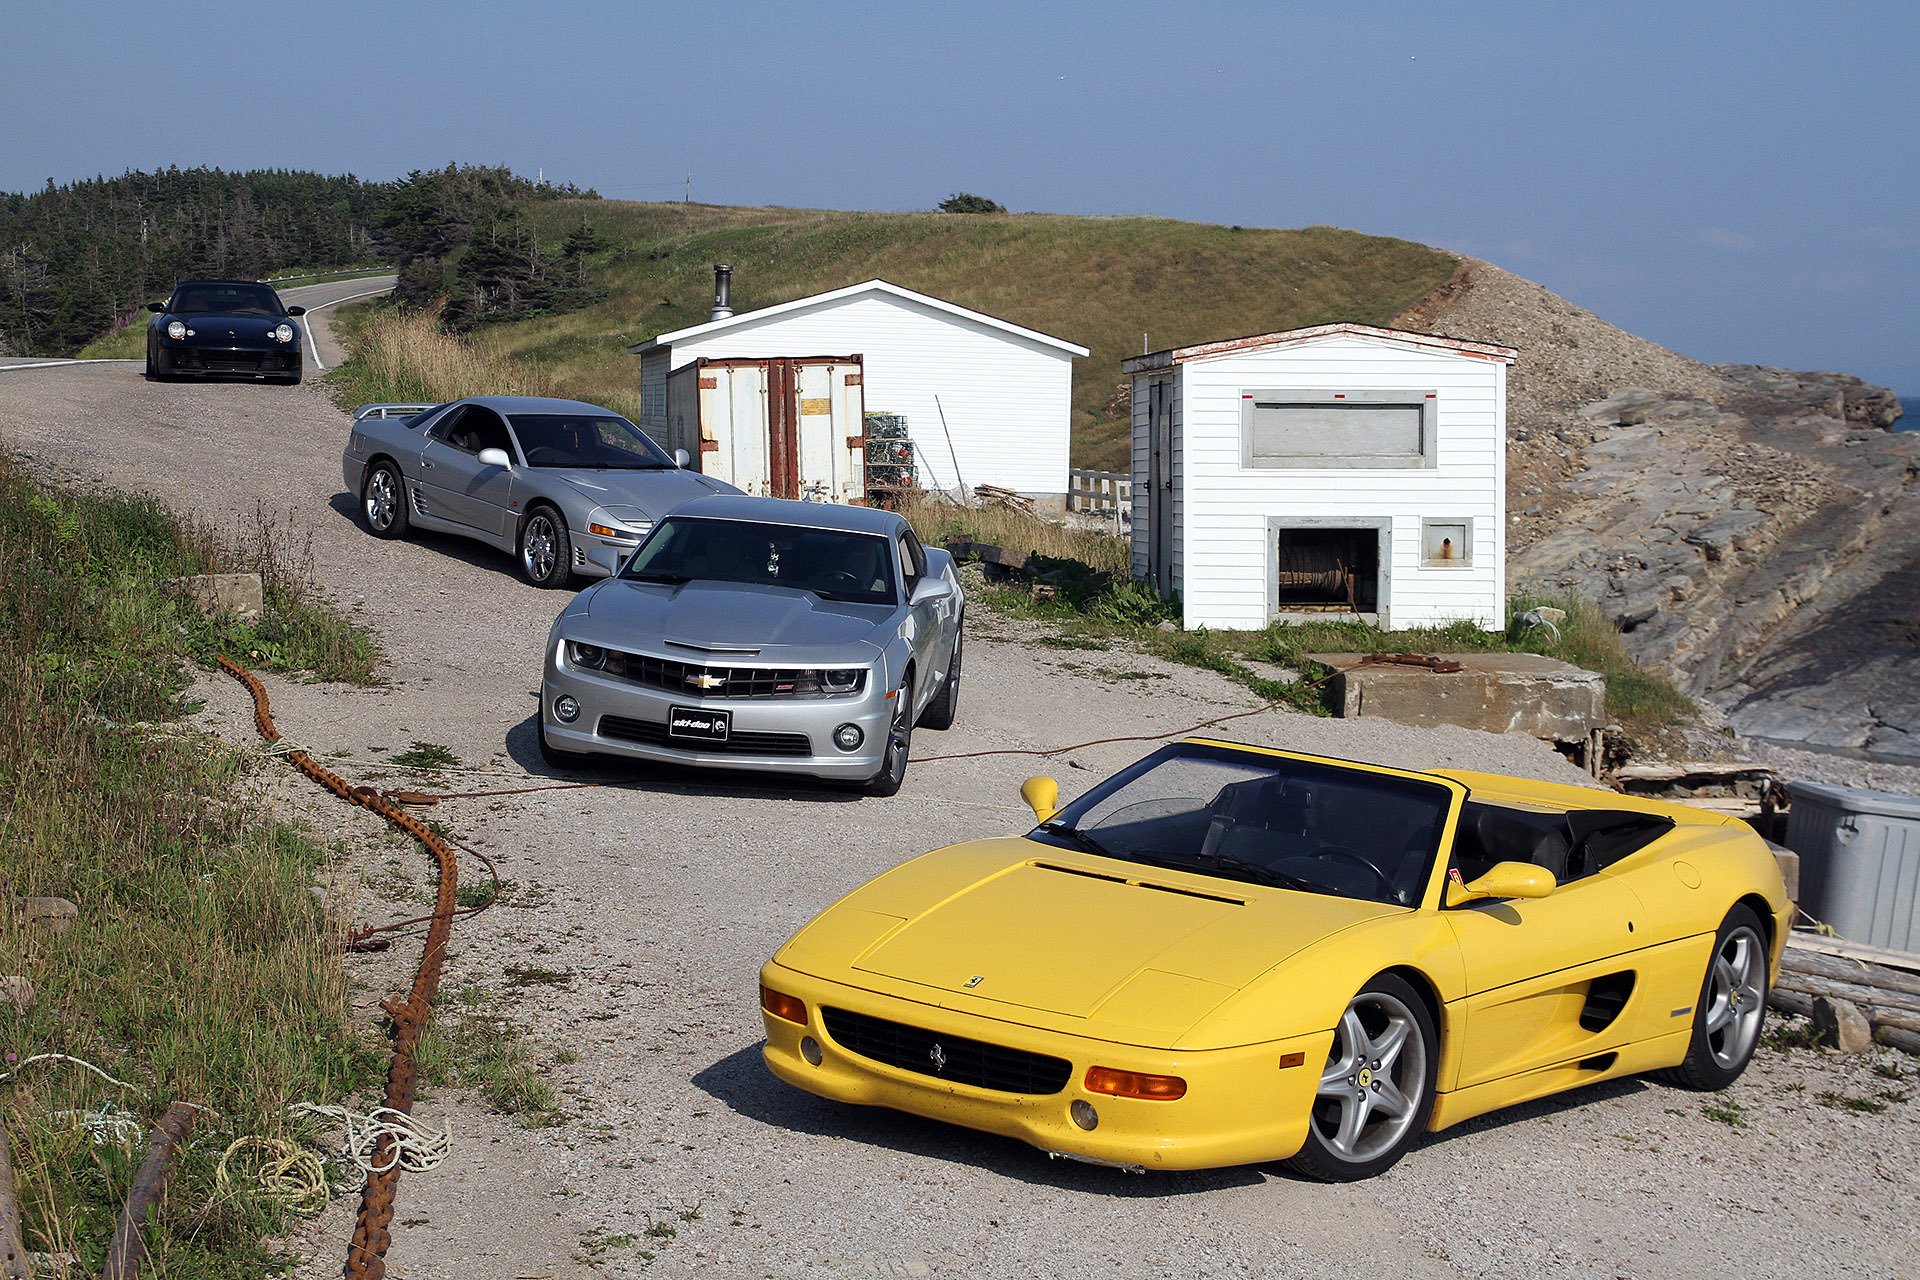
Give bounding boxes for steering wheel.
[815,570,862,590]
[1313,845,1397,897]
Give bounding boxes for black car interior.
[1449,801,1675,887]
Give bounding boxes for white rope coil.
[0,1052,137,1091]
[289,1102,450,1175]
[49,1101,144,1146]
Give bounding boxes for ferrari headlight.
[272,323,295,343]
[166,320,187,340]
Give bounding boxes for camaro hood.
[572,578,897,654]
[778,838,1401,1044]
[552,469,729,517]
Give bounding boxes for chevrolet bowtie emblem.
[687,672,725,690]
[929,1042,948,1072]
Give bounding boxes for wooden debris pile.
[1771,935,1920,1056]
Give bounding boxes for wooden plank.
[1788,931,1920,975]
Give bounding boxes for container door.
[723,362,772,496]
[793,361,853,502]
[766,358,799,499]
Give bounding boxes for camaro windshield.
[622,516,897,605]
[172,284,284,315]
[509,413,676,469]
[1031,742,1453,907]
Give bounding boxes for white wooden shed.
[1121,323,1518,633]
[628,277,1088,503]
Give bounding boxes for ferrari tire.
[1287,973,1437,1182]
[1662,904,1769,1091]
[917,626,961,730]
[864,678,913,797]
[152,347,175,381]
[361,461,410,540]
[144,345,157,378]
[520,506,572,589]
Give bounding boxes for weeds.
[389,741,459,771]
[1814,1090,1887,1115]
[0,453,381,1272]
[415,1010,563,1127]
[1700,1099,1749,1128]
[325,302,556,411]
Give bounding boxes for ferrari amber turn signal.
[1084,1066,1187,1100]
[760,984,807,1026]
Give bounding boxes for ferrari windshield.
[622,516,897,605]
[1031,742,1453,907]
[172,283,285,315]
[509,413,676,469]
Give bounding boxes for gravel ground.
[2,361,1917,1280]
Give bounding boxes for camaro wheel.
[1664,904,1769,1091]
[865,678,913,797]
[1288,973,1437,1182]
[520,507,572,589]
[361,461,410,539]
[917,628,961,730]
[538,719,592,771]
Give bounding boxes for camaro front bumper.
[541,638,894,780]
[758,961,1334,1171]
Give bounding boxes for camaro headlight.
[272,323,295,343]
[568,642,607,670]
[166,320,186,340]
[787,668,866,695]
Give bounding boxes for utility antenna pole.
[684,173,692,205]
[1142,332,1148,354]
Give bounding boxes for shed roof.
[1121,322,1517,374]
[627,279,1089,358]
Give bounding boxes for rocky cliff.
[1395,260,1918,759]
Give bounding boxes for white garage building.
[628,276,1088,503]
[1122,322,1517,633]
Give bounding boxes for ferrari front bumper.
[759,960,1333,1172]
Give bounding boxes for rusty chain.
[216,655,457,1280]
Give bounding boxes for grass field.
[0,455,382,1274]
[473,202,1459,469]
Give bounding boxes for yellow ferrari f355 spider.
[759,739,1791,1180]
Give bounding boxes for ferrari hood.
[552,468,730,517]
[573,578,897,654]
[782,838,1399,1042]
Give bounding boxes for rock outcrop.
[1396,259,1919,758]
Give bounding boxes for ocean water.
[1898,392,1916,430]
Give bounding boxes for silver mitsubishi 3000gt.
[342,395,738,587]
[539,495,965,796]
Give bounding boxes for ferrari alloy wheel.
[918,627,961,730]
[520,507,572,589]
[362,462,410,539]
[1665,905,1769,1090]
[865,678,913,797]
[1288,974,1437,1181]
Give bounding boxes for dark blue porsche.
[145,280,306,384]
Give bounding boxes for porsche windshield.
[622,516,898,605]
[509,413,676,469]
[173,284,284,315]
[1031,742,1453,907]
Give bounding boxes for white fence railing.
[1068,469,1132,527]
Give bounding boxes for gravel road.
[1,357,1915,1280]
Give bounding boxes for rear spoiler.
[353,402,439,421]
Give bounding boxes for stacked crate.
[864,412,915,498]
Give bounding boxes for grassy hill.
[480,202,1458,470]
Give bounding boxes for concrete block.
[172,572,263,620]
[1312,652,1606,741]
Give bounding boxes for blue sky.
[6,1,1915,396]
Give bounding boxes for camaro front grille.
[597,715,812,757]
[601,651,856,699]
[822,1007,1074,1096]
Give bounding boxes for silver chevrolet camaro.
[539,495,965,796]
[341,395,739,586]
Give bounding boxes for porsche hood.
[776,838,1400,1044]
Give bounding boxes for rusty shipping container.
[665,355,867,502]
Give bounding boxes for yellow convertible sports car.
[759,738,1791,1180]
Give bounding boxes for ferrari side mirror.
[1022,776,1059,825]
[1446,860,1557,907]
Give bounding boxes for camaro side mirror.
[1022,776,1059,824]
[1446,860,1557,907]
[286,305,306,317]
[146,301,165,313]
[673,447,692,468]
[476,447,512,468]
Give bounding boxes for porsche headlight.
[272,323,296,343]
[166,320,187,340]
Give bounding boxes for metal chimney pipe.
[710,264,733,321]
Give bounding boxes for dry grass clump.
[892,492,1131,577]
[331,303,555,407]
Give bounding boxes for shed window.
[1240,390,1436,469]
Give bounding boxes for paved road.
[0,274,395,373]
[0,353,1914,1280]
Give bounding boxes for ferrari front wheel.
[1664,904,1768,1091]
[1287,973,1437,1182]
